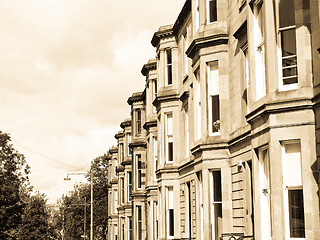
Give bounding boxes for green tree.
[0,131,31,239]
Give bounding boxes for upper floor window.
[196,0,200,30]
[279,0,298,90]
[120,177,124,205]
[165,49,173,85]
[153,136,158,180]
[166,186,174,238]
[120,143,124,162]
[207,61,220,135]
[254,1,266,100]
[210,170,222,239]
[194,69,201,140]
[165,113,173,163]
[136,154,142,189]
[281,141,304,238]
[127,133,132,156]
[128,171,132,202]
[136,109,141,136]
[207,0,217,23]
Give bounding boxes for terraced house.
[107,0,320,239]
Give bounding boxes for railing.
[219,233,254,240]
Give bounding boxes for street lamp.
[64,171,93,240]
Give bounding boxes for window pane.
[169,209,174,236]
[214,203,222,240]
[281,29,297,58]
[168,142,173,162]
[279,0,295,28]
[212,95,220,132]
[213,171,222,202]
[288,189,305,238]
[167,66,172,85]
[209,0,217,22]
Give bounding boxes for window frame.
[277,0,298,91]
[206,0,217,24]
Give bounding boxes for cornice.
[109,147,118,154]
[143,119,157,131]
[246,99,314,123]
[114,131,124,139]
[127,91,145,105]
[179,91,190,103]
[153,88,180,107]
[129,141,147,149]
[121,160,132,166]
[172,0,191,35]
[120,118,131,129]
[141,59,157,77]
[151,25,174,48]
[186,33,229,59]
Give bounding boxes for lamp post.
[64,171,93,240]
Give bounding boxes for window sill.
[279,83,298,92]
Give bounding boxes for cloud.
[0,0,185,203]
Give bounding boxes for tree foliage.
[0,131,56,239]
[54,154,109,240]
[0,131,31,239]
[19,192,55,239]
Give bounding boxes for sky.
[0,0,185,204]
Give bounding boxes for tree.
[88,154,109,239]
[53,153,109,240]
[18,192,55,239]
[0,131,31,239]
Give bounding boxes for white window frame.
[207,61,220,136]
[153,136,158,180]
[277,1,298,92]
[165,49,173,86]
[166,186,174,239]
[136,206,142,240]
[136,154,142,190]
[127,171,132,202]
[206,0,217,24]
[281,140,305,239]
[165,112,173,163]
[210,170,223,240]
[254,1,266,100]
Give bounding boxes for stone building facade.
[107,0,320,239]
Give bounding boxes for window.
[114,224,118,240]
[127,133,132,156]
[196,0,200,30]
[153,201,158,240]
[128,171,132,202]
[114,189,118,213]
[137,206,142,240]
[197,172,204,240]
[282,142,305,239]
[136,155,142,189]
[210,170,222,240]
[207,0,217,23]
[165,113,173,163]
[184,107,190,157]
[279,0,298,89]
[128,217,133,240]
[258,147,271,239]
[207,61,220,135]
[120,177,124,205]
[165,49,173,85]
[136,109,141,136]
[185,182,192,238]
[153,136,158,180]
[194,69,201,140]
[254,1,266,100]
[183,31,188,76]
[120,143,124,162]
[121,218,125,240]
[166,186,174,238]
